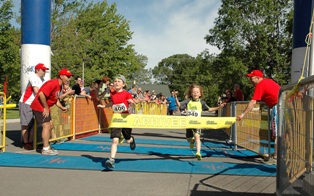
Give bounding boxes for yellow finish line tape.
[109,113,236,129]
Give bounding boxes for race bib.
[187,110,201,117]
[112,103,127,113]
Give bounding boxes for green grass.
[4,109,20,119]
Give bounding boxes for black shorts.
[33,110,51,126]
[186,129,201,138]
[110,128,132,140]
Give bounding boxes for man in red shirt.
[31,68,73,155]
[236,70,280,160]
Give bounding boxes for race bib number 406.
[112,103,127,113]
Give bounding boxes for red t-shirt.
[234,89,244,101]
[110,90,133,114]
[251,78,280,108]
[30,79,62,112]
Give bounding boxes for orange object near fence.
[73,96,105,136]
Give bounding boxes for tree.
[152,52,220,105]
[0,0,20,101]
[51,0,147,86]
[205,0,293,87]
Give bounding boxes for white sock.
[43,146,50,151]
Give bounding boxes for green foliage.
[152,52,219,105]
[51,0,147,86]
[0,0,21,102]
[0,0,295,107]
[205,0,293,86]
[153,0,293,105]
[5,108,20,119]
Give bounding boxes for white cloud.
[109,0,221,69]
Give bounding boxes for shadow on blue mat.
[80,135,234,149]
[51,142,259,158]
[0,152,276,176]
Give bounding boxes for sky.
[12,0,221,69]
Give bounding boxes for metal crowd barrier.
[34,97,167,145]
[277,76,314,196]
[0,92,16,152]
[219,102,272,158]
[0,92,7,152]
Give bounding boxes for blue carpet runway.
[80,135,234,149]
[0,152,276,176]
[0,134,276,176]
[51,142,259,158]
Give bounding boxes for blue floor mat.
[0,152,276,176]
[51,142,259,158]
[80,135,233,149]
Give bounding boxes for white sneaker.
[41,147,58,155]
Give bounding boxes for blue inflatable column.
[291,0,312,83]
[20,0,51,92]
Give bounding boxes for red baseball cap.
[246,70,264,78]
[58,68,74,77]
[35,63,49,71]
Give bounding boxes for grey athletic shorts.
[19,102,34,126]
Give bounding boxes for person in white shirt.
[19,63,48,150]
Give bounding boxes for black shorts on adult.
[33,110,51,125]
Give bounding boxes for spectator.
[97,74,138,168]
[167,90,180,115]
[92,80,102,102]
[236,70,280,160]
[233,83,244,101]
[128,84,138,98]
[72,77,83,95]
[59,84,75,103]
[136,87,145,101]
[19,63,48,150]
[144,90,151,101]
[160,94,167,104]
[30,68,73,155]
[225,89,237,103]
[150,90,157,101]
[180,84,225,160]
[80,81,99,100]
[0,94,3,105]
[99,76,111,105]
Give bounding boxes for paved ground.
[0,119,307,196]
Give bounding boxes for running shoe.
[105,158,115,168]
[195,152,202,161]
[23,143,34,150]
[130,136,136,150]
[41,147,58,155]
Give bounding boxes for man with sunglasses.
[31,68,73,155]
[19,63,49,150]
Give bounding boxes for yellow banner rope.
[109,113,236,129]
